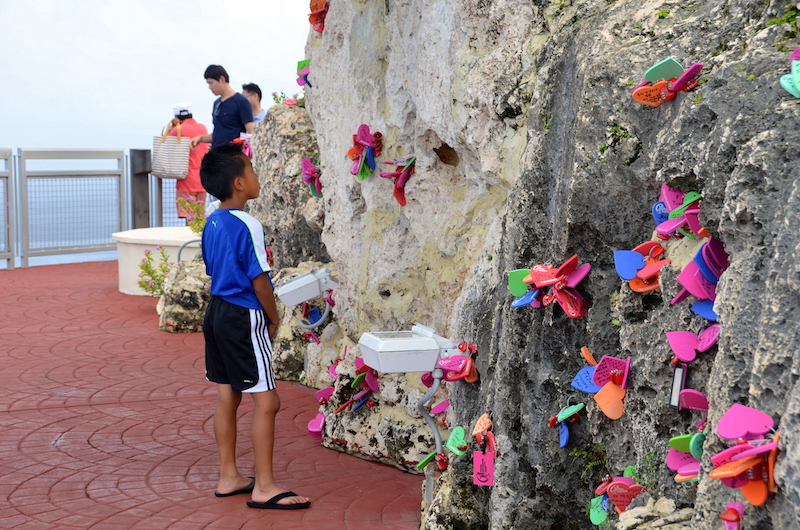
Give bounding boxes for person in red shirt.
[169,103,209,220]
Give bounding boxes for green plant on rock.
[570,444,608,486]
[138,245,173,297]
[176,198,207,235]
[543,112,553,130]
[629,452,660,493]
[748,74,757,81]
[657,9,670,18]
[767,5,798,34]
[693,93,704,105]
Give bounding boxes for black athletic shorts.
[204,295,276,392]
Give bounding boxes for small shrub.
[138,245,173,297]
[693,94,704,105]
[657,9,670,18]
[176,198,207,235]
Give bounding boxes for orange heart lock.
[632,80,675,107]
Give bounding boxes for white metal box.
[276,268,338,307]
[358,324,457,373]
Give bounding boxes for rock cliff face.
[253,0,800,528]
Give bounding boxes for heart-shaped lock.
[593,382,627,420]
[446,426,468,456]
[316,386,335,405]
[593,356,631,388]
[472,413,492,436]
[554,287,588,318]
[559,420,570,448]
[571,366,603,395]
[614,250,646,281]
[679,389,709,412]
[632,80,670,107]
[717,404,775,441]
[670,62,703,91]
[589,495,608,525]
[666,330,700,363]
[666,447,699,471]
[607,481,646,512]
[508,269,532,296]
[645,57,685,82]
[565,263,592,288]
[710,445,755,488]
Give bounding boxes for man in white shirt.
[242,83,266,124]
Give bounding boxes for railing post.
[130,149,151,229]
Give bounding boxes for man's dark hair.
[175,114,192,121]
[242,83,262,102]
[204,64,229,83]
[200,143,247,200]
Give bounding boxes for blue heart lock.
[571,366,603,394]
[510,289,540,308]
[559,420,570,448]
[614,250,646,281]
[652,201,670,224]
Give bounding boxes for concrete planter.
[111,227,201,296]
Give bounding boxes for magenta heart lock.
[666,447,699,471]
[711,445,753,488]
[717,404,775,441]
[593,356,631,389]
[677,261,717,301]
[679,389,709,412]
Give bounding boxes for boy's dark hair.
[204,64,229,83]
[200,143,247,201]
[242,83,262,101]
[175,113,192,121]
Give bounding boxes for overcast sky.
[0,1,311,151]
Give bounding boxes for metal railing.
[0,148,187,268]
[0,149,14,269]
[17,149,126,268]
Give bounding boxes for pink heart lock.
[717,404,775,441]
[593,356,631,389]
[365,369,380,392]
[677,460,701,476]
[670,62,703,91]
[731,442,778,461]
[666,330,700,362]
[307,412,325,439]
[660,183,687,211]
[679,389,709,412]
[316,386,335,404]
[697,323,721,351]
[711,445,753,488]
[677,261,718,301]
[666,447,699,471]
[565,262,592,288]
[438,356,468,372]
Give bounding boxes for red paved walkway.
[0,261,422,529]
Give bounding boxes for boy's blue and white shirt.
[202,209,271,310]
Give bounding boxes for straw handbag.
[151,122,190,179]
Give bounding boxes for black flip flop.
[246,491,311,510]
[214,478,255,497]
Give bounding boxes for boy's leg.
[249,389,310,506]
[214,383,253,495]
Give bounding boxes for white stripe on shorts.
[243,308,276,393]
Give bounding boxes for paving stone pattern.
[0,261,421,529]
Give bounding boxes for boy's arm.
[252,273,279,339]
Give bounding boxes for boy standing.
[199,143,310,510]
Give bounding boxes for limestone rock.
[248,104,329,270]
[240,0,800,526]
[158,258,210,333]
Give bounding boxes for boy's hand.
[252,273,280,340]
[267,322,278,340]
